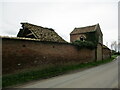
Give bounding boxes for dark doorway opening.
[80,37,84,41]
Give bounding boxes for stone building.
[17,23,67,43]
[70,23,103,45]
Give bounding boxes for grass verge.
[2,55,117,88]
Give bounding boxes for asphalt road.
[17,57,119,88]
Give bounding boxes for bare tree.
[111,41,117,52]
[106,42,108,47]
[111,42,114,50]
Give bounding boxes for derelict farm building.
[70,23,110,61]
[17,23,66,43]
[70,23,103,45]
[2,22,111,74]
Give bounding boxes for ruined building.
[70,23,111,61]
[70,23,103,45]
[17,23,67,43]
[2,22,111,74]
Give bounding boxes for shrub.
[71,40,96,50]
[114,51,120,55]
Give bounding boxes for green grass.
[2,55,117,88]
[112,55,119,58]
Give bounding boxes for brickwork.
[97,43,103,61]
[70,34,86,42]
[103,48,111,60]
[2,37,95,74]
[2,23,111,75]
[70,24,103,45]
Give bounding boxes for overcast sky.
[0,0,119,48]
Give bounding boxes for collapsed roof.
[17,23,67,43]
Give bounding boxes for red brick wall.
[2,38,95,74]
[70,34,86,42]
[97,44,102,61]
[103,48,111,60]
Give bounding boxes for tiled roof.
[70,24,97,35]
[17,23,67,43]
[21,22,54,32]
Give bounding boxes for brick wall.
[70,34,86,42]
[103,48,111,60]
[2,37,95,74]
[97,44,103,61]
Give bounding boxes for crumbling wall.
[97,43,103,61]
[70,34,86,42]
[2,37,95,74]
[103,48,111,60]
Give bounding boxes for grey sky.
[0,0,119,48]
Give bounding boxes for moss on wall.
[71,40,96,50]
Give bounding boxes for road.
[16,57,119,88]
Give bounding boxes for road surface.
[16,57,119,88]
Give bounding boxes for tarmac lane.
[16,57,119,88]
